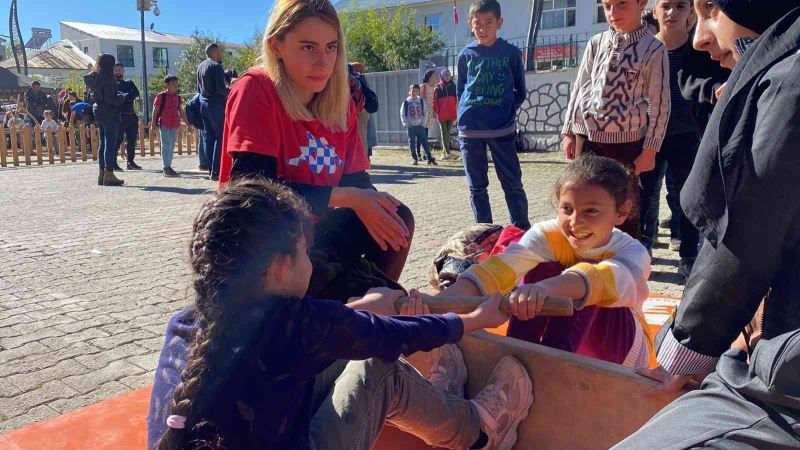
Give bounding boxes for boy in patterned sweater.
[561,0,670,239]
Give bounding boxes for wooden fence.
[0,122,198,168]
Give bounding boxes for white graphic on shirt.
[287,132,343,175]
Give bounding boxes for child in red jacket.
[434,69,458,160]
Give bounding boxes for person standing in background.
[419,68,438,160]
[114,63,142,170]
[434,68,458,160]
[196,43,230,181]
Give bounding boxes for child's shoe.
[471,355,533,450]
[428,158,438,166]
[412,159,419,166]
[428,344,467,398]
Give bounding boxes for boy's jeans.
[308,357,480,450]
[407,126,433,161]
[460,133,530,229]
[159,126,178,169]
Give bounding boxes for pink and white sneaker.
[428,343,467,398]
[470,355,534,450]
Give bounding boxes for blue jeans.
[96,116,120,172]
[200,99,225,176]
[460,134,530,229]
[159,126,178,169]
[407,126,432,161]
[197,129,208,167]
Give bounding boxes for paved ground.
[0,149,684,432]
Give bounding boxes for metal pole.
[140,5,149,125]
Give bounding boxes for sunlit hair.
[258,0,349,131]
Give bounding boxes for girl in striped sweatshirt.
[439,155,654,369]
[561,0,671,240]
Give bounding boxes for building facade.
[59,21,193,77]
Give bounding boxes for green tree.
[173,30,226,94]
[227,29,263,75]
[340,3,445,72]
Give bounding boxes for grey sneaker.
[669,238,682,252]
[428,344,467,398]
[471,355,533,450]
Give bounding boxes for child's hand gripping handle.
[392,293,574,317]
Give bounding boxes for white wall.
[409,0,655,49]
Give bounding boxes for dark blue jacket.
[456,38,526,138]
[147,296,463,450]
[196,58,229,103]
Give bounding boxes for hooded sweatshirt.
[434,76,458,122]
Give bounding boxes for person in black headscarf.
[614,1,800,447]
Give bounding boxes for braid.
[157,177,311,450]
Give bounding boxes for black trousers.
[639,132,701,258]
[116,114,139,163]
[613,329,800,449]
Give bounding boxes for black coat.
[677,35,730,133]
[674,7,800,357]
[84,72,125,122]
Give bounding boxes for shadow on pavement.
[134,186,211,195]
[368,164,465,185]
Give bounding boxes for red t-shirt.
[219,70,369,186]
[153,92,182,129]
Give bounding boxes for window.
[596,0,607,24]
[153,47,169,68]
[425,14,443,36]
[541,0,576,29]
[117,45,134,67]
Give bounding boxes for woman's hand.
[336,187,410,251]
[508,283,548,321]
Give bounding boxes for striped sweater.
[459,219,654,369]
[563,25,671,151]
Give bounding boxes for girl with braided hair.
[219,0,414,302]
[147,177,534,450]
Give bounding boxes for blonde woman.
[218,0,415,285]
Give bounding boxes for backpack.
[184,94,204,130]
[363,81,378,114]
[152,92,167,126]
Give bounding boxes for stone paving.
[0,149,684,432]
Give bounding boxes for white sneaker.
[428,344,467,398]
[470,355,534,450]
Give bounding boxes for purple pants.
[506,262,636,365]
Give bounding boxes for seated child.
[148,178,534,450]
[440,155,653,369]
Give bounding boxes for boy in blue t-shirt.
[457,0,529,230]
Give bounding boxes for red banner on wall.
[534,43,578,61]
